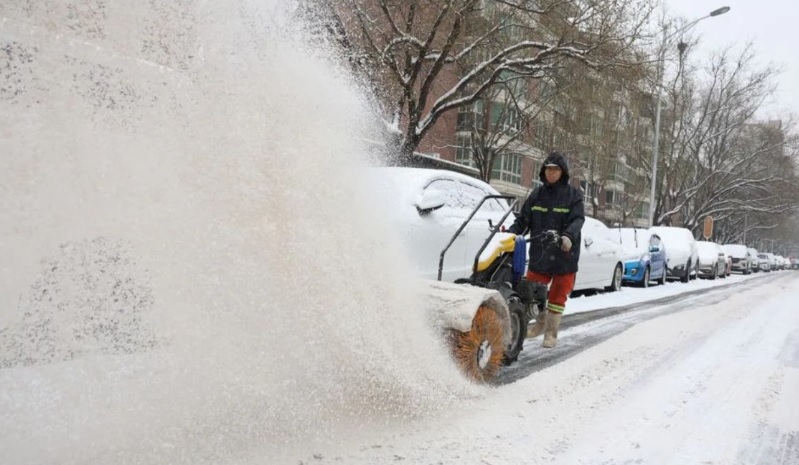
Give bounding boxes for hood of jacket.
[539,151,571,185]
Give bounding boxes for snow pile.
[0,2,481,464]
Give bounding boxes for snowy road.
[288,271,799,465]
[499,271,778,383]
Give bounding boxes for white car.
[723,244,753,274]
[757,253,771,272]
[696,241,727,279]
[650,226,699,282]
[766,253,779,270]
[574,217,625,293]
[747,247,760,272]
[368,167,515,281]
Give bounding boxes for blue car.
[611,228,668,287]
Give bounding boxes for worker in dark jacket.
[507,151,585,348]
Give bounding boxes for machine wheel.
[502,296,527,365]
[452,304,505,383]
[641,267,650,288]
[606,263,623,292]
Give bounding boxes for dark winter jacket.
[507,151,585,275]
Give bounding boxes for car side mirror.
[584,237,594,248]
[415,192,446,215]
[649,245,660,253]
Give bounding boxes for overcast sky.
[665,0,799,121]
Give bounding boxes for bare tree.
[326,0,656,161]
[649,44,799,237]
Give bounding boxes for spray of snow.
[0,2,482,463]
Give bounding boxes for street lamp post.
[648,6,730,227]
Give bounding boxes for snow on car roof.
[722,244,748,257]
[366,166,512,210]
[611,228,652,254]
[650,226,692,240]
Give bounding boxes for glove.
[560,235,572,252]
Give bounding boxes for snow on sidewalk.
[567,271,776,315]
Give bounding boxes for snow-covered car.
[766,253,779,270]
[368,167,514,281]
[610,227,667,287]
[649,226,698,283]
[696,241,727,279]
[747,248,760,272]
[757,253,771,272]
[573,217,625,293]
[722,244,752,274]
[724,251,733,277]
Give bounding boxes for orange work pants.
[525,270,576,314]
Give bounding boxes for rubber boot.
[527,310,547,339]
[542,311,563,348]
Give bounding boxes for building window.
[457,100,485,131]
[580,180,593,205]
[636,201,649,220]
[492,152,522,185]
[533,121,549,150]
[606,190,616,206]
[455,135,473,167]
[490,101,522,134]
[613,162,629,184]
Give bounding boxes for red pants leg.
[526,271,576,314]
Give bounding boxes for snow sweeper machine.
[424,194,558,383]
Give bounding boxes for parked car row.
[755,252,795,271]
[369,167,625,294]
[370,167,791,298]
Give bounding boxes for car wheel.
[641,267,650,288]
[606,263,623,292]
[711,264,718,280]
[658,268,667,285]
[681,261,691,283]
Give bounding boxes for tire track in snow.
[498,272,784,384]
[545,272,799,464]
[737,307,799,465]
